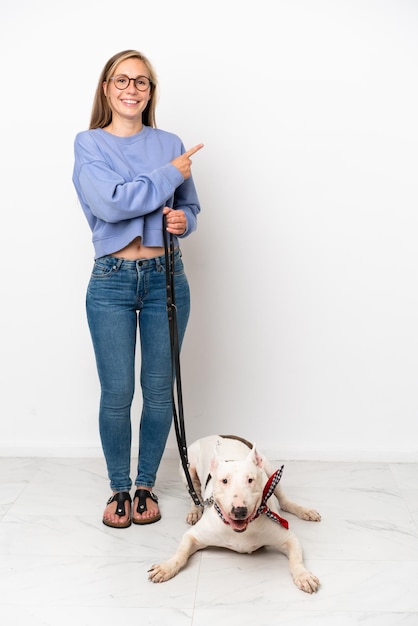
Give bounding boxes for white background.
[1,0,417,461]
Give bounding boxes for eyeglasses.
[109,74,152,92]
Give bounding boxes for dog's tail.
[220,434,253,450]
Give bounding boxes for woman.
[72,49,203,528]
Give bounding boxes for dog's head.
[210,443,265,533]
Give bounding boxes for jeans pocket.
[91,258,119,279]
[173,257,186,277]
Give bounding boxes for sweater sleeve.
[74,132,185,224]
[172,177,200,237]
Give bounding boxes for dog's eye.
[222,478,228,484]
[248,478,253,484]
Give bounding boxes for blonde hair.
[89,50,158,129]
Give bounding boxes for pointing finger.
[184,143,204,158]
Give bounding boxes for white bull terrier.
[148,434,321,593]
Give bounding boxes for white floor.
[1,454,418,625]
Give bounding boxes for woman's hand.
[171,143,204,179]
[163,207,187,235]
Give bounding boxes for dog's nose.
[231,506,248,519]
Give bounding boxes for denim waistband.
[98,247,181,269]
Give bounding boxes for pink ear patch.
[210,455,219,472]
[254,450,264,468]
[247,444,264,468]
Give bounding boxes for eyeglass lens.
[111,75,151,91]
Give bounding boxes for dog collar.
[253,465,289,529]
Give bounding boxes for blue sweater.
[72,126,201,259]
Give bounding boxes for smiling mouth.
[222,507,258,533]
[229,518,250,533]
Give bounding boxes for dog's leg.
[180,440,207,525]
[279,532,320,593]
[183,464,204,525]
[274,483,321,521]
[263,459,321,521]
[148,530,205,583]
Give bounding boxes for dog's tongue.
[228,518,249,533]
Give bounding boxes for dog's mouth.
[228,518,250,533]
[221,507,258,533]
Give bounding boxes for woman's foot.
[132,488,161,525]
[102,492,132,528]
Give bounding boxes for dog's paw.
[186,509,202,525]
[294,570,320,594]
[279,499,321,522]
[148,562,177,583]
[299,507,321,522]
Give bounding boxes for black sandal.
[102,491,132,528]
[133,489,161,525]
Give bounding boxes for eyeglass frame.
[109,74,153,92]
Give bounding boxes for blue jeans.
[86,249,190,492]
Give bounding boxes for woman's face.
[103,57,151,125]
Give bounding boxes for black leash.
[163,214,202,507]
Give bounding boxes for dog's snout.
[231,506,248,520]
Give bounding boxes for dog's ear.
[210,455,218,472]
[248,444,264,468]
[210,442,224,471]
